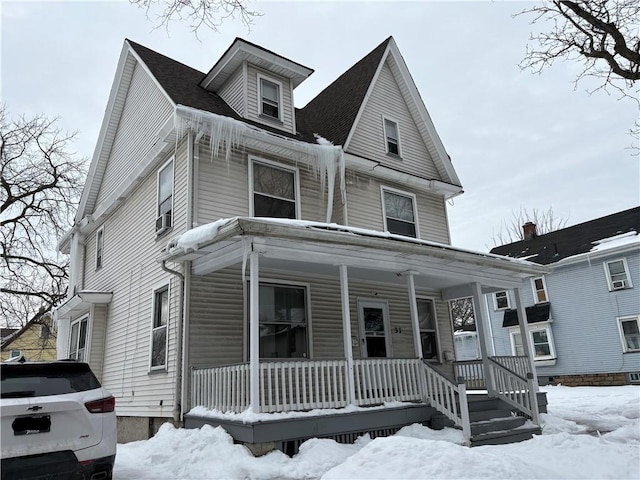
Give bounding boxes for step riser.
[471,428,541,447]
[469,409,513,422]
[470,418,526,436]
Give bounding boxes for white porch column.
[514,287,540,392]
[249,251,260,413]
[405,271,423,359]
[470,282,497,396]
[339,265,356,404]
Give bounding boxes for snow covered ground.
[114,385,639,479]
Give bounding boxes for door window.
[359,300,390,358]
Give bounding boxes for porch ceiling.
[160,218,550,290]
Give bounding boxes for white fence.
[353,358,424,405]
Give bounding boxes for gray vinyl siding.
[188,266,453,367]
[196,144,329,225]
[94,63,173,207]
[345,170,450,244]
[218,66,245,116]
[488,250,640,377]
[80,138,190,418]
[246,65,295,135]
[347,60,439,180]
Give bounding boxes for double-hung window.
[418,298,439,361]
[605,259,632,291]
[156,159,174,233]
[510,324,555,361]
[532,277,548,303]
[95,227,104,270]
[251,159,298,219]
[382,188,417,238]
[618,316,640,352]
[383,118,401,156]
[494,291,510,310]
[150,286,169,369]
[69,317,88,362]
[256,283,308,359]
[259,76,281,120]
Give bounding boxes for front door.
[358,299,391,357]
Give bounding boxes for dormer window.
[383,118,401,156]
[259,75,281,120]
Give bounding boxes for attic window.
[259,76,281,120]
[383,118,401,156]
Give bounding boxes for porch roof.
[159,218,550,290]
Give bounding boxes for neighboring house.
[1,328,18,343]
[1,315,56,362]
[55,36,549,449]
[487,208,640,386]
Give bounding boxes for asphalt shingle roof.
[489,207,640,265]
[297,37,392,146]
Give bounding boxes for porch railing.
[421,362,471,442]
[192,363,249,413]
[487,357,540,424]
[353,358,424,405]
[453,360,485,389]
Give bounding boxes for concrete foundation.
[117,416,181,443]
[541,372,628,387]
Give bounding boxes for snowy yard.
[114,385,639,479]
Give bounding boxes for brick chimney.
[523,222,538,240]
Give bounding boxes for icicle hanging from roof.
[174,105,346,222]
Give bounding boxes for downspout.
[161,260,185,423]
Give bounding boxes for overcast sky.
[2,1,638,251]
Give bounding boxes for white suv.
[1,360,116,480]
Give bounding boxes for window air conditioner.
[155,212,172,233]
[612,280,627,290]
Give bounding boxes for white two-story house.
[56,37,549,450]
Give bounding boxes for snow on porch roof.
[160,217,549,277]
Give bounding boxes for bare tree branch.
[490,206,569,247]
[449,297,475,332]
[0,105,86,328]
[129,0,261,36]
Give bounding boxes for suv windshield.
[1,363,101,398]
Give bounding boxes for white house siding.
[344,170,450,244]
[80,138,190,418]
[245,65,295,135]
[196,144,328,225]
[88,304,108,382]
[218,66,245,117]
[94,63,173,208]
[488,250,640,378]
[346,60,439,180]
[188,266,453,367]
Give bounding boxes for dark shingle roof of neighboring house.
[490,207,640,265]
[127,40,317,144]
[1,328,18,342]
[297,37,392,146]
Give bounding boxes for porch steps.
[465,396,541,447]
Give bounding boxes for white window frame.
[95,226,104,270]
[382,116,402,157]
[417,296,441,363]
[149,284,170,371]
[249,157,300,219]
[493,291,511,311]
[68,315,89,362]
[381,186,419,239]
[617,315,640,353]
[510,322,556,363]
[604,258,633,291]
[257,73,283,121]
[531,276,549,304]
[8,349,22,359]
[156,157,174,234]
[245,278,313,360]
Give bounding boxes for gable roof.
[490,207,640,265]
[297,37,391,147]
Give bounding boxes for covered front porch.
[161,217,550,447]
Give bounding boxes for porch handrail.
[489,355,529,379]
[487,357,540,425]
[420,362,471,444]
